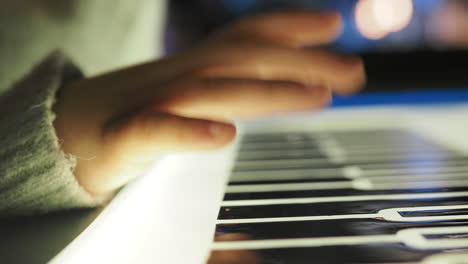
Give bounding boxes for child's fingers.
[104,111,236,157]
[189,47,365,96]
[213,11,343,48]
[157,78,331,120]
[125,12,345,86]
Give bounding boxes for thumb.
[104,110,237,161]
[72,111,236,195]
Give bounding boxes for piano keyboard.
[208,129,468,264]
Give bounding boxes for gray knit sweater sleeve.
[0,52,107,215]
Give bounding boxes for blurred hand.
[53,11,366,195]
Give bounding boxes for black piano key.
[223,187,468,201]
[424,232,468,239]
[216,219,468,239]
[400,208,468,217]
[218,198,468,220]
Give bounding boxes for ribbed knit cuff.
[0,51,108,215]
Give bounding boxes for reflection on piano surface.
[208,130,468,264]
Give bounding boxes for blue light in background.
[332,0,375,52]
[331,88,468,108]
[220,0,449,52]
[413,0,446,14]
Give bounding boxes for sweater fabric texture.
[0,0,166,214]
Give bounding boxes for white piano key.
[398,226,468,250]
[354,178,468,190]
[379,205,468,222]
[225,175,468,193]
[217,214,377,224]
[221,191,468,207]
[362,165,468,177]
[212,235,400,250]
[343,166,363,179]
[225,181,353,193]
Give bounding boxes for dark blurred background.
[165,0,468,92]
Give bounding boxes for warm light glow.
[355,0,414,40]
[374,0,413,33]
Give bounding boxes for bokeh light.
[355,0,414,40]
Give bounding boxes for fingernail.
[209,123,236,141]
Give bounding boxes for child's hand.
[53,11,365,195]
